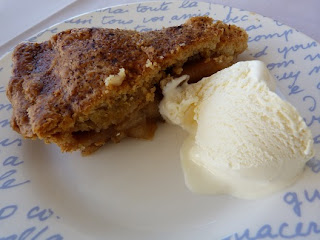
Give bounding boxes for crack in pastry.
[6,17,248,155]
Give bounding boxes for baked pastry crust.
[7,17,248,155]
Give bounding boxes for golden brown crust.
[7,16,248,154]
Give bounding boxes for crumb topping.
[104,68,126,87]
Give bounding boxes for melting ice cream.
[160,60,314,199]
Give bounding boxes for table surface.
[0,0,319,57]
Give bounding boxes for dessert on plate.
[6,16,248,155]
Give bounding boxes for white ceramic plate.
[0,2,320,239]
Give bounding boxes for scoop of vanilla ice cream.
[159,60,314,199]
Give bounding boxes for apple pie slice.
[7,16,248,155]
